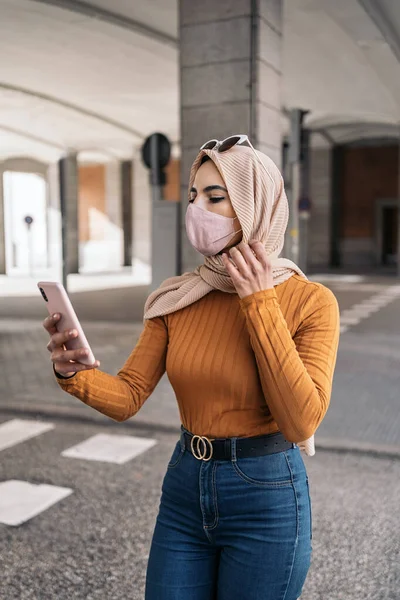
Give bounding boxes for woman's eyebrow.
[190,185,228,194]
[204,185,228,193]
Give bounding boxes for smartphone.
[37,281,96,366]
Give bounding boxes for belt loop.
[179,424,185,451]
[231,437,237,462]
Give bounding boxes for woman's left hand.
[221,240,274,299]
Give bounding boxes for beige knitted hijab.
[144,145,306,321]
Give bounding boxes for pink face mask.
[185,203,242,257]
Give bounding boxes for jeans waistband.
[179,425,295,461]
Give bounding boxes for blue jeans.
[145,426,312,600]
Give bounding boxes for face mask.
[185,203,242,257]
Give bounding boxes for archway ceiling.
[0,0,399,162]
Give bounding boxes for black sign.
[141,133,171,186]
[24,215,34,226]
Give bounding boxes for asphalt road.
[0,416,399,600]
[1,276,400,599]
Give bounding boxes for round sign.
[141,133,171,169]
[24,215,34,225]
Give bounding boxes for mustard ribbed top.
[55,275,340,443]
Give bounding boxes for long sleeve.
[239,284,340,443]
[55,316,168,422]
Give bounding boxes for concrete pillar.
[179,0,283,273]
[307,147,332,270]
[0,166,5,274]
[330,146,344,267]
[120,160,133,267]
[58,154,79,286]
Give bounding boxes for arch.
[0,83,144,140]
[32,0,177,48]
[1,156,49,176]
[308,117,400,146]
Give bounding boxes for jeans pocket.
[232,452,293,487]
[167,440,185,469]
[306,476,313,540]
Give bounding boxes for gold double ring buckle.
[190,435,215,461]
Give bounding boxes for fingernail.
[81,349,88,355]
[53,313,59,319]
[69,330,76,336]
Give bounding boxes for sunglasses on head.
[200,134,275,188]
[200,134,252,153]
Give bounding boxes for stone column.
[120,160,133,267]
[308,146,332,270]
[179,0,283,272]
[0,165,5,274]
[58,153,79,286]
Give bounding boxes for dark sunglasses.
[200,134,274,188]
[200,134,252,153]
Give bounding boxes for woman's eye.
[210,197,225,204]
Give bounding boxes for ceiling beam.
[357,0,400,64]
[0,125,122,159]
[31,0,177,48]
[0,124,65,150]
[0,83,144,140]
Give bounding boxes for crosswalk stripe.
[340,286,399,335]
[60,433,157,465]
[0,480,73,526]
[0,419,55,452]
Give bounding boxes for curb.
[1,404,400,460]
[0,404,180,436]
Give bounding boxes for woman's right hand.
[43,313,100,377]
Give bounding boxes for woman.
[43,136,340,599]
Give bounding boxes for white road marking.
[0,419,55,452]
[309,274,365,283]
[0,480,73,526]
[61,433,157,465]
[340,286,399,335]
[339,316,363,325]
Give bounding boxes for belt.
[181,427,294,461]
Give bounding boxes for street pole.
[142,133,179,292]
[298,128,311,273]
[59,158,68,292]
[28,228,33,277]
[397,126,400,277]
[24,216,34,278]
